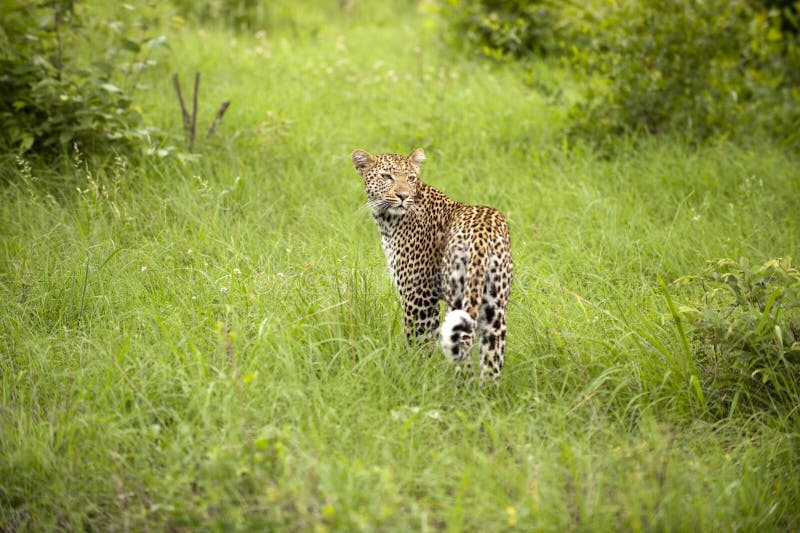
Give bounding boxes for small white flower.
[220,286,228,293]
[140,265,148,273]
[233,268,242,276]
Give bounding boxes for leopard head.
[351,148,425,216]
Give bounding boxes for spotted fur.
[351,148,513,381]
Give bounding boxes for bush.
[438,0,800,149]
[674,258,800,418]
[168,0,348,32]
[567,0,800,149]
[0,1,166,156]
[438,0,563,61]
[169,0,262,30]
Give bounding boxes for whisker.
[361,197,410,215]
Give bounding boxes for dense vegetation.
[2,0,799,530]
[0,0,168,158]
[443,0,800,149]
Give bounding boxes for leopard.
[351,147,513,381]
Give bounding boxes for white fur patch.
[440,310,474,355]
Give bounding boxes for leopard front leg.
[401,293,441,352]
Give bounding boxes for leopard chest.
[374,213,444,295]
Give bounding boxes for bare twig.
[172,74,191,138]
[173,72,230,150]
[190,72,200,151]
[208,101,230,137]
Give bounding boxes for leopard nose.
[396,191,409,201]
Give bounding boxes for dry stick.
[175,72,231,148]
[189,72,200,151]
[172,74,191,139]
[208,101,231,137]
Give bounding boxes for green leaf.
[120,38,141,53]
[91,61,113,75]
[689,374,706,408]
[19,133,34,152]
[100,83,123,93]
[774,325,783,347]
[145,35,170,50]
[36,15,52,29]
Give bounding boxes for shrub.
[168,0,348,32]
[567,0,800,149]
[438,0,563,61]
[438,0,800,149]
[169,0,262,30]
[0,0,165,156]
[674,258,800,418]
[763,0,800,35]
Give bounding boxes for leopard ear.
[351,149,375,173]
[409,148,425,167]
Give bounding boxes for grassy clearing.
[2,1,800,530]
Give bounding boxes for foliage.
[169,0,262,29]
[437,0,800,149]
[763,0,800,35]
[0,0,166,156]
[438,0,563,61]
[675,258,800,417]
[168,0,356,32]
[566,0,800,149]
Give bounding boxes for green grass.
[2,1,800,530]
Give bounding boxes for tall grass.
[2,1,799,530]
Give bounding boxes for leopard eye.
[408,174,417,182]
[380,173,393,181]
